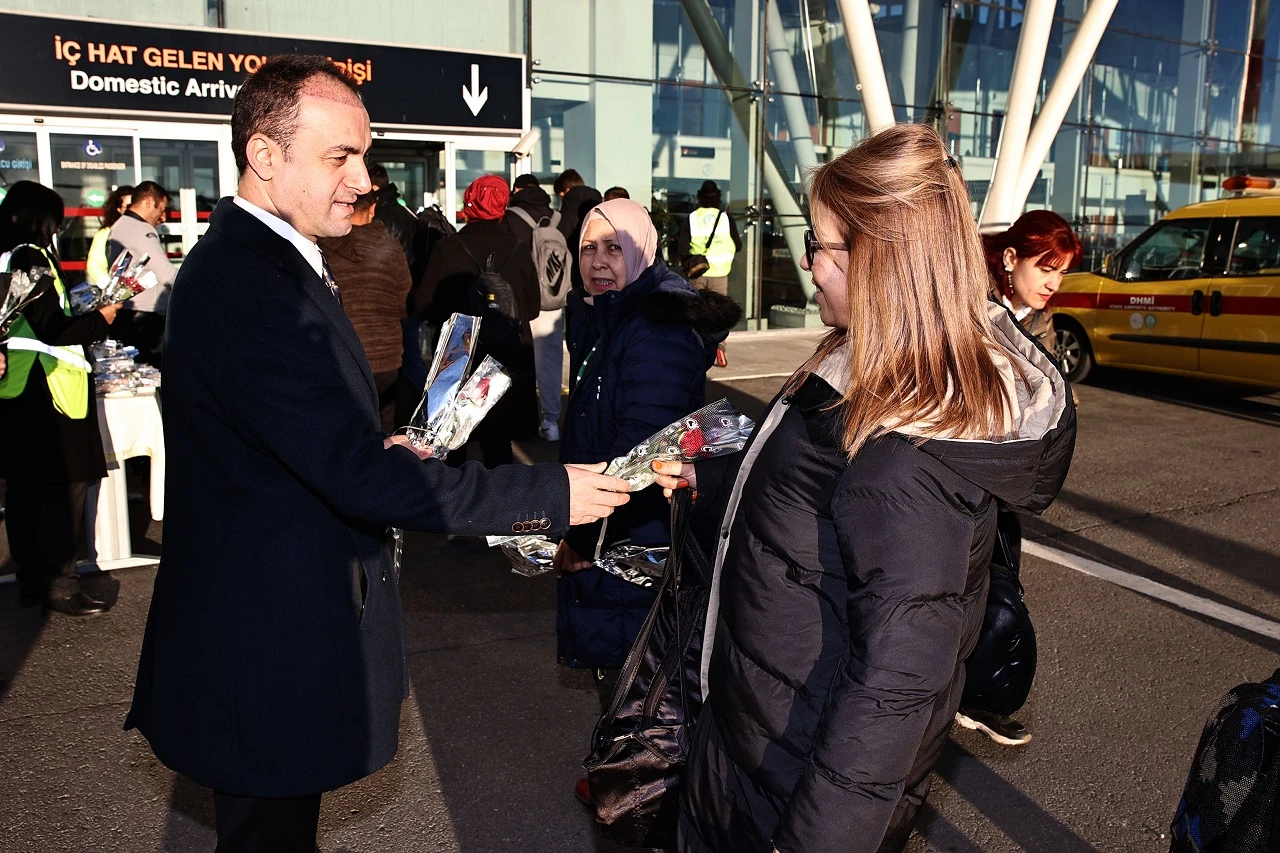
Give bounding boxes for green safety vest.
[0,245,91,419]
[688,206,736,278]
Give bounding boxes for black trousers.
[213,791,321,853]
[5,480,88,600]
[111,309,166,369]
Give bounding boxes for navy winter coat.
[556,260,739,669]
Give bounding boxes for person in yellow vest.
[0,181,120,616]
[84,184,134,286]
[679,180,741,366]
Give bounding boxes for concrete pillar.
[558,0,653,202]
[1168,0,1211,209]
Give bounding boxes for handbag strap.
[693,209,724,256]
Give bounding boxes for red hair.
[982,210,1082,295]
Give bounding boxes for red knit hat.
[462,174,510,221]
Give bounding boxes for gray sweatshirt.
[107,211,177,313]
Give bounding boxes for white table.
[83,389,165,570]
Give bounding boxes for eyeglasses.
[803,229,849,267]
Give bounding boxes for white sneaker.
[539,420,560,442]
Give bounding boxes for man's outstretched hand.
[565,463,630,526]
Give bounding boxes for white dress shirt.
[233,196,325,279]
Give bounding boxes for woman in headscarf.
[417,174,540,466]
[554,197,740,803]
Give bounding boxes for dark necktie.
[319,253,342,306]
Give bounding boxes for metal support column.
[1013,0,1119,209]
[978,0,1056,229]
[834,0,896,131]
[679,0,815,300]
[766,0,819,172]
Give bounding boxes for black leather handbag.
[582,488,710,848]
[679,210,723,281]
[961,508,1037,717]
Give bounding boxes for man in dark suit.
[124,55,630,853]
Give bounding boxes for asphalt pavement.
[1,328,1277,853]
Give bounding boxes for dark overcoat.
[125,199,570,798]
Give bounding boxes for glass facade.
[5,0,1278,327]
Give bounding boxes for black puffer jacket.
[678,305,1076,853]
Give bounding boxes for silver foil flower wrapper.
[488,536,669,589]
[67,250,159,316]
[486,534,558,578]
[603,398,755,490]
[594,544,669,589]
[405,313,480,454]
[0,266,45,339]
[410,356,511,455]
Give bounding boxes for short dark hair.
[353,190,378,213]
[553,169,584,196]
[130,181,169,209]
[0,180,65,255]
[102,185,134,227]
[512,173,540,190]
[231,54,362,175]
[603,186,630,201]
[366,162,390,187]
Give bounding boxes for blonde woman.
[656,125,1076,852]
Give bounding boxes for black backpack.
[1170,670,1280,852]
[416,204,458,242]
[459,242,527,350]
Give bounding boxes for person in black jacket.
[555,169,603,291]
[0,181,120,617]
[418,174,540,467]
[557,196,740,805]
[505,174,566,440]
[367,162,432,427]
[555,198,738,678]
[124,56,630,853]
[656,124,1077,853]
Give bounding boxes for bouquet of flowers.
[393,313,512,572]
[66,250,159,316]
[0,265,47,339]
[404,314,512,456]
[491,398,755,583]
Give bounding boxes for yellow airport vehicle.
[1052,176,1280,388]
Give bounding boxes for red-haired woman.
[981,209,1082,360]
[951,210,1082,749]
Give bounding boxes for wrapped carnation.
[489,535,669,588]
[408,355,511,455]
[491,400,754,586]
[0,266,46,339]
[67,250,160,316]
[404,312,480,454]
[602,398,755,490]
[487,534,557,578]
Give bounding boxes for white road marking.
[1024,540,1280,641]
[710,371,794,382]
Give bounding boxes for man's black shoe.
[19,591,42,607]
[45,592,110,617]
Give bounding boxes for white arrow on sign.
[462,64,488,116]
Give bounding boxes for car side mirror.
[1100,252,1114,276]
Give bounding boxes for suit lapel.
[212,199,380,410]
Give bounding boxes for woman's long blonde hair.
[790,123,1013,458]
